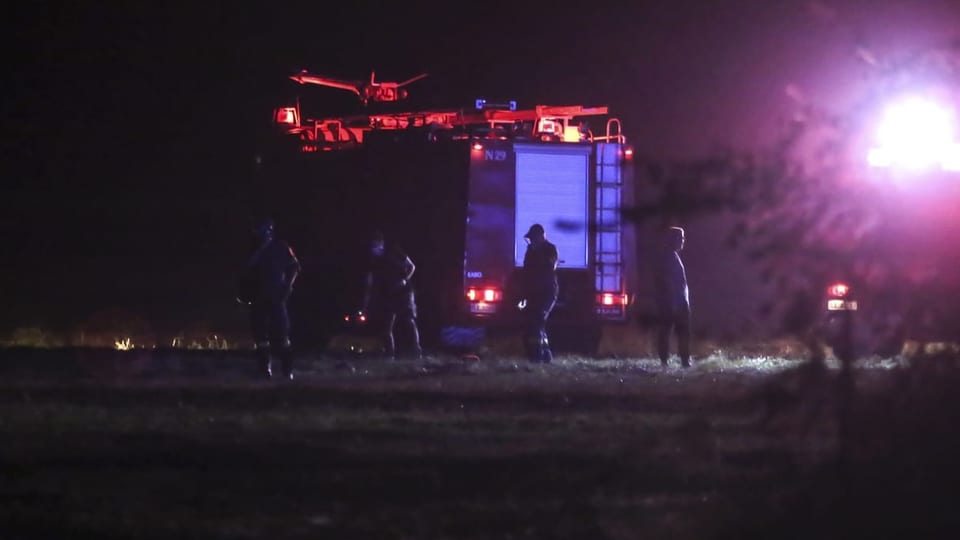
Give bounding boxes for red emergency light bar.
[458,105,610,125]
[275,107,299,125]
[597,292,628,306]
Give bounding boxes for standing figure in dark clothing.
[239,217,301,379]
[654,226,691,368]
[360,231,422,360]
[520,223,559,363]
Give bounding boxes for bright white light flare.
[867,97,960,172]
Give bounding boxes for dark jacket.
[522,240,559,300]
[244,239,301,303]
[365,244,415,311]
[654,249,689,313]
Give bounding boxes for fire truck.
[256,89,636,353]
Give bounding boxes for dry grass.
[1,347,958,539]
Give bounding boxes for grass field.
[1,345,959,539]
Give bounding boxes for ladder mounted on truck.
[273,98,626,152]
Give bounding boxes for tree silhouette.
[624,40,960,354]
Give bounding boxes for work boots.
[255,348,273,379]
[277,346,295,381]
[537,333,553,364]
[523,335,553,363]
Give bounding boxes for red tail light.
[597,292,628,306]
[344,313,367,324]
[826,282,858,311]
[466,287,502,303]
[828,283,850,298]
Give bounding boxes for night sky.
[4,1,959,340]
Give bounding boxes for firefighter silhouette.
[360,230,422,359]
[519,224,559,363]
[654,226,691,367]
[238,217,301,379]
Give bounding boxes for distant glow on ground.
[867,97,960,172]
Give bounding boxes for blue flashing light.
[475,99,518,111]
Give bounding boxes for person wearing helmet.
[239,217,301,379]
[520,223,559,363]
[359,230,422,360]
